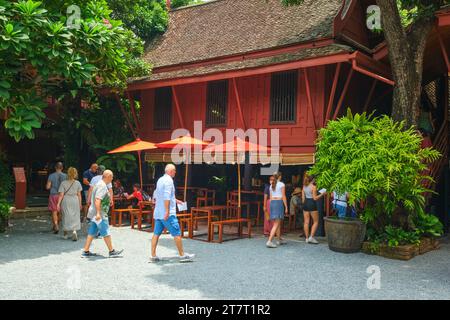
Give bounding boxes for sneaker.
[63,233,68,240]
[308,237,319,244]
[81,251,98,258]
[179,253,195,263]
[109,249,124,258]
[72,231,78,241]
[150,256,162,263]
[277,239,288,245]
[305,237,309,243]
[266,241,277,248]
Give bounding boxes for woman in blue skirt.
[266,172,288,248]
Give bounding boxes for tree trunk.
[376,0,435,128]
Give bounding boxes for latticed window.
[154,87,172,130]
[270,70,298,123]
[206,80,228,126]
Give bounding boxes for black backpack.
[141,190,151,201]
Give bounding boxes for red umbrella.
[108,138,157,189]
[204,137,272,212]
[156,136,209,202]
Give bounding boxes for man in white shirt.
[151,164,195,263]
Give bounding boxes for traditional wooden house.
[124,0,449,223]
[127,0,447,161]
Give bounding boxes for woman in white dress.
[57,167,82,241]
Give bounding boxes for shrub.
[0,150,12,199]
[309,110,441,244]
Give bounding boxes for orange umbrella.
[205,137,272,214]
[108,138,157,189]
[156,136,209,202]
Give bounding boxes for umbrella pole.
[138,151,143,190]
[184,151,189,202]
[237,161,241,219]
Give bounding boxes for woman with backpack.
[57,167,83,241]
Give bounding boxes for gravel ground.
[0,216,449,300]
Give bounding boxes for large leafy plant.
[310,110,441,239]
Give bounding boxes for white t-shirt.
[269,181,285,198]
[332,191,348,207]
[90,175,112,189]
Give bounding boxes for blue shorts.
[334,204,347,218]
[154,215,181,237]
[87,219,110,237]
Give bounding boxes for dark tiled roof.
[132,44,353,83]
[145,0,344,68]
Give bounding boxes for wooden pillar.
[244,152,252,191]
[171,86,185,128]
[232,78,247,130]
[324,63,341,126]
[363,79,377,113]
[333,68,354,120]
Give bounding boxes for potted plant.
[309,110,441,254]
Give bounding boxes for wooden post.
[232,78,247,130]
[127,92,141,134]
[171,86,185,128]
[114,94,137,139]
[303,68,317,130]
[138,151,143,190]
[333,68,354,120]
[363,79,377,113]
[324,63,341,126]
[184,150,189,202]
[437,30,450,72]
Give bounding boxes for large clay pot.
[324,217,366,253]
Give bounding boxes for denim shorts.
[154,215,181,237]
[87,219,110,237]
[334,204,347,218]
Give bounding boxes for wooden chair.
[110,198,139,227]
[130,201,153,231]
[196,189,216,207]
[209,204,252,243]
[177,212,193,238]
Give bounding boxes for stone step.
[11,207,50,219]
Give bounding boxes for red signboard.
[13,167,27,209]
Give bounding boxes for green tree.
[282,0,447,127]
[0,0,150,142]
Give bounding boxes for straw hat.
[292,187,302,196]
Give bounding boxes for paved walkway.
[0,216,449,300]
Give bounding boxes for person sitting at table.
[125,184,144,209]
[113,179,125,197]
[290,187,304,237]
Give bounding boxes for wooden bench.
[209,218,252,243]
[177,213,193,238]
[111,208,139,227]
[130,201,153,230]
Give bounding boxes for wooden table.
[228,190,263,225]
[190,205,227,242]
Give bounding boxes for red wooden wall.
[139,65,328,154]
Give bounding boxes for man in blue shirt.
[151,163,195,263]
